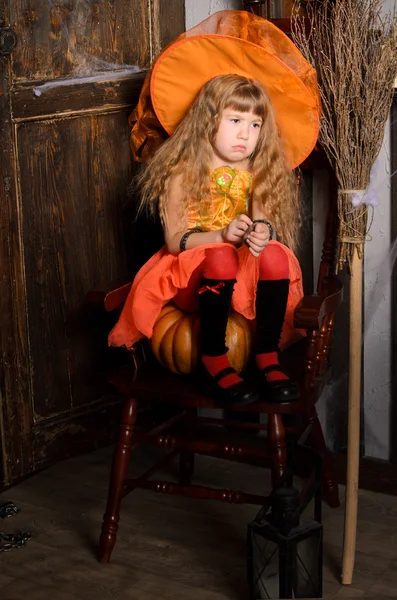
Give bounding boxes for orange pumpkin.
[150,304,252,375]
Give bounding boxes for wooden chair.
[88,157,343,564]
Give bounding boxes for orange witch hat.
[130,10,320,169]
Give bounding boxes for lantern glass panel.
[294,525,323,597]
[248,520,323,599]
[250,535,280,598]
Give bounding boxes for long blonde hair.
[136,74,299,249]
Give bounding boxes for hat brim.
[150,35,320,169]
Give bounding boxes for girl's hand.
[222,214,252,245]
[243,222,271,257]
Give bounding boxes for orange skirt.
[109,241,305,350]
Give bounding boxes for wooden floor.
[1,444,397,599]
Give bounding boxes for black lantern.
[247,447,323,599]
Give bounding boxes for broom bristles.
[291,0,397,270]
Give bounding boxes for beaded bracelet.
[252,219,274,239]
[179,229,202,252]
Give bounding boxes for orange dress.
[109,166,304,350]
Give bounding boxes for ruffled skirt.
[109,241,305,350]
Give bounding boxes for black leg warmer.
[199,278,235,356]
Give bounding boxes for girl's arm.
[164,175,252,255]
[243,198,272,257]
[251,197,272,227]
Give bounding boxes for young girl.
[109,11,320,407]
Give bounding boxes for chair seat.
[108,338,320,415]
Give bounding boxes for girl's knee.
[203,245,239,280]
[259,244,289,280]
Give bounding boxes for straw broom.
[291,0,397,585]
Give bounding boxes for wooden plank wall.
[0,0,186,485]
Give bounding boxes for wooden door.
[0,0,185,487]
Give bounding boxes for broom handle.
[341,249,362,585]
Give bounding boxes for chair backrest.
[317,171,338,292]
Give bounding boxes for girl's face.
[211,108,262,170]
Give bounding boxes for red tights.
[174,243,289,312]
[175,244,290,387]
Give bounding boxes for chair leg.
[268,414,287,487]
[99,397,138,563]
[307,408,340,508]
[178,408,196,485]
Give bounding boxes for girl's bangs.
[225,88,265,117]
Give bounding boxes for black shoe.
[203,366,260,407]
[260,365,300,403]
